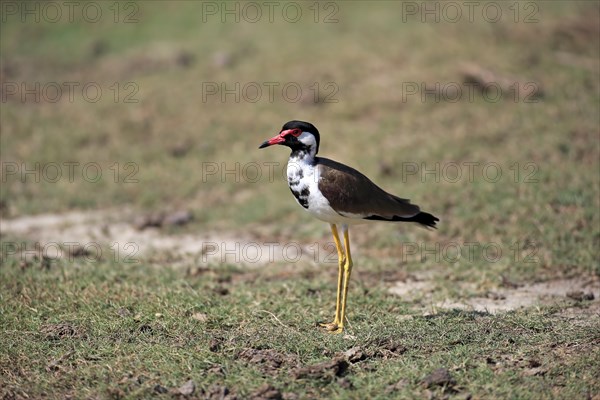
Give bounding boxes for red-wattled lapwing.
[259,120,439,333]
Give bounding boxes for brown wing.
[317,157,420,219]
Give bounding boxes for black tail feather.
[409,211,439,228]
[364,211,439,228]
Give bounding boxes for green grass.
[1,257,598,399]
[1,1,599,398]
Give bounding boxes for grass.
[1,1,599,398]
[1,256,598,399]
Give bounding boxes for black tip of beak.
[259,141,270,149]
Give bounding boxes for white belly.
[287,159,368,225]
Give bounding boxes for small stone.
[178,379,195,396]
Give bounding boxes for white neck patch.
[298,131,317,157]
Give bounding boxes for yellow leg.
[333,225,353,334]
[319,224,345,332]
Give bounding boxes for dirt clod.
[209,338,222,352]
[523,367,547,377]
[293,356,349,380]
[422,368,456,389]
[206,385,235,400]
[176,51,195,68]
[134,210,193,230]
[500,275,522,289]
[46,351,74,372]
[566,290,595,301]
[207,364,225,376]
[134,213,165,230]
[344,347,369,363]
[153,384,168,394]
[382,340,406,356]
[486,291,506,300]
[385,379,409,394]
[239,348,295,375]
[213,286,229,296]
[107,387,126,399]
[370,338,407,359]
[117,307,131,317]
[67,245,96,259]
[192,312,208,322]
[250,384,282,400]
[164,210,194,226]
[337,377,353,389]
[90,40,108,58]
[41,323,84,340]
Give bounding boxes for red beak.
[259,133,285,149]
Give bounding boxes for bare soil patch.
[1,209,320,267]
[389,274,600,313]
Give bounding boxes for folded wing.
[317,157,421,219]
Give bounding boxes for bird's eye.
[291,129,301,137]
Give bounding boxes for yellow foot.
[327,326,344,334]
[318,322,344,334]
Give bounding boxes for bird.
[259,120,439,333]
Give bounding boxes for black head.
[259,120,320,156]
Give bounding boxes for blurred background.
[2,1,598,272]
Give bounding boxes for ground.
[1,1,599,399]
